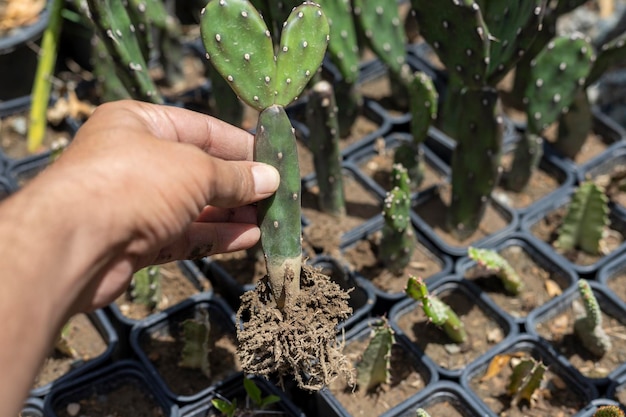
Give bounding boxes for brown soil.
[530,206,625,267]
[494,152,561,210]
[469,351,587,417]
[140,309,240,397]
[421,400,465,417]
[302,172,382,255]
[0,112,70,159]
[341,230,443,295]
[54,382,166,417]
[327,333,427,416]
[296,114,383,178]
[534,300,626,379]
[236,264,353,391]
[210,249,267,288]
[593,163,626,208]
[413,184,511,248]
[33,314,107,388]
[463,245,571,320]
[395,285,505,373]
[544,124,611,165]
[357,138,446,195]
[114,262,208,321]
[606,273,626,305]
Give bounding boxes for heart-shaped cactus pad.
[201,0,329,111]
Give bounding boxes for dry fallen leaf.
[480,353,513,382]
[545,279,562,298]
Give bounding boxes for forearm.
[0,177,115,416]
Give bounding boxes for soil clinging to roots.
[236,264,354,391]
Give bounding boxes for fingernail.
[252,164,280,195]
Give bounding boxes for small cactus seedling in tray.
[355,319,395,393]
[573,280,612,357]
[594,405,626,417]
[129,265,162,311]
[468,246,524,295]
[201,0,352,391]
[556,181,609,256]
[507,356,547,407]
[405,276,467,344]
[379,164,416,275]
[178,307,212,378]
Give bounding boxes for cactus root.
[236,264,353,391]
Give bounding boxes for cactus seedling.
[405,276,466,344]
[379,164,416,275]
[468,247,524,295]
[574,280,612,357]
[556,181,609,255]
[129,266,161,311]
[594,405,626,417]
[178,308,212,378]
[54,322,78,358]
[415,409,431,417]
[211,377,281,417]
[507,356,547,406]
[356,319,394,392]
[202,1,352,391]
[306,80,345,217]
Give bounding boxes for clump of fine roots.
[236,264,354,391]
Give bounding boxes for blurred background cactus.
[574,279,612,357]
[379,163,416,275]
[468,246,524,295]
[411,0,547,240]
[178,307,212,378]
[355,319,394,393]
[556,181,609,255]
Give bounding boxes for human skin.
[0,100,279,416]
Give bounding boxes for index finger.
[95,100,255,161]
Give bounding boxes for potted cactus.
[312,317,438,417]
[457,234,577,325]
[391,275,517,379]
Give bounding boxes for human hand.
[18,100,279,312]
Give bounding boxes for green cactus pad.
[412,0,490,87]
[556,181,609,255]
[353,0,406,75]
[317,0,359,84]
[356,320,395,392]
[87,0,162,103]
[409,72,438,146]
[524,33,594,134]
[178,308,212,378]
[255,105,303,308]
[130,266,161,310]
[482,1,546,84]
[201,0,329,111]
